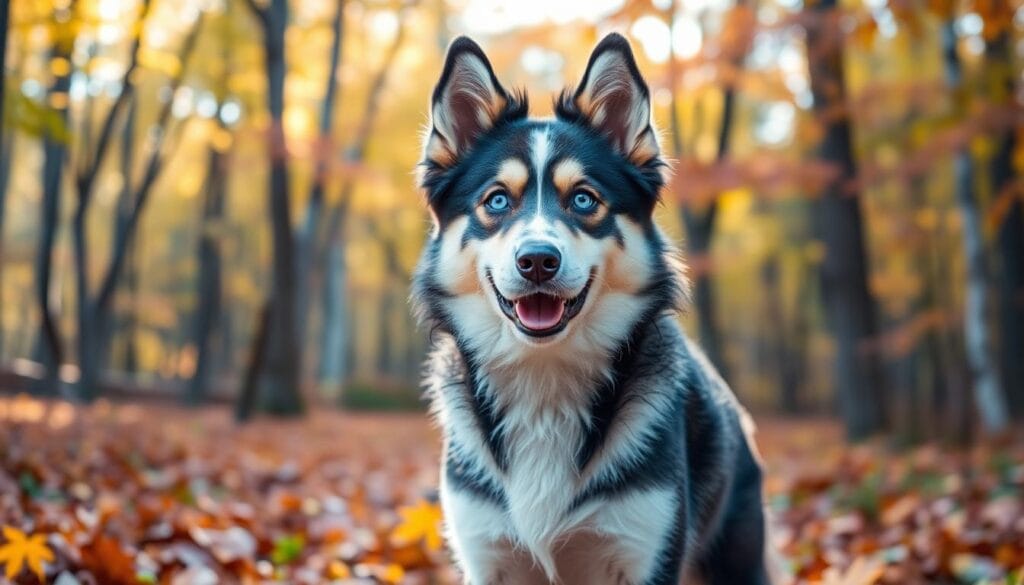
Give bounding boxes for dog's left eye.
[484,190,511,212]
[571,190,598,212]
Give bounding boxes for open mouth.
[487,270,595,338]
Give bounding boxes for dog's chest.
[507,406,581,511]
[500,402,587,573]
[482,359,612,567]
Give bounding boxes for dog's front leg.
[575,487,684,585]
[441,487,520,585]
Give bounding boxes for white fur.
[577,52,651,156]
[430,53,505,158]
[425,211,677,583]
[428,340,681,584]
[531,128,551,217]
[418,36,770,585]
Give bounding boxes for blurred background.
[0,0,1022,443]
[2,2,1024,583]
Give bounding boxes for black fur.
[414,34,771,585]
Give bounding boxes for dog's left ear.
[423,37,512,170]
[560,33,659,165]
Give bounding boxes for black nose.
[516,242,561,283]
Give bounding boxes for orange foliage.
[0,398,1022,584]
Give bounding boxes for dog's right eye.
[484,190,511,213]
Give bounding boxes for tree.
[114,99,139,375]
[0,0,12,358]
[70,2,203,400]
[0,0,8,138]
[189,125,229,405]
[365,215,414,382]
[940,18,1010,435]
[240,0,303,416]
[316,2,414,389]
[804,0,885,440]
[189,6,237,406]
[664,0,751,381]
[985,30,1024,419]
[297,0,345,381]
[33,1,75,389]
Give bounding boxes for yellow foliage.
[390,500,443,552]
[716,187,754,233]
[136,329,168,373]
[49,56,71,77]
[212,128,234,153]
[0,526,53,582]
[138,47,183,78]
[327,560,350,579]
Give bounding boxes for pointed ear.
[422,37,513,170]
[559,33,659,165]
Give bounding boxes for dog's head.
[414,34,685,366]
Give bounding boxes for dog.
[412,33,773,585]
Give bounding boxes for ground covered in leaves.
[0,395,1022,585]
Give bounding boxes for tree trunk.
[926,209,972,446]
[297,0,345,375]
[995,146,1024,418]
[943,21,1010,434]
[986,33,1024,417]
[682,215,728,378]
[0,132,12,359]
[0,0,8,138]
[236,301,272,422]
[318,231,349,390]
[114,98,138,375]
[665,0,738,382]
[120,251,140,374]
[781,261,814,414]
[0,0,9,357]
[376,234,404,379]
[956,149,1009,433]
[188,139,228,405]
[35,40,72,391]
[760,256,800,414]
[313,11,410,389]
[259,0,303,415]
[72,7,197,401]
[377,287,394,378]
[805,0,885,440]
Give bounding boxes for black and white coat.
[413,34,776,585]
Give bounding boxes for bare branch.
[315,2,416,259]
[239,0,268,28]
[95,13,206,312]
[75,0,153,196]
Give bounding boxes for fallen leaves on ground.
[764,423,1024,585]
[0,395,1022,584]
[390,501,443,553]
[0,525,54,581]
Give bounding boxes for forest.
[0,0,1022,583]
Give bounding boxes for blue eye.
[484,190,510,212]
[571,190,597,212]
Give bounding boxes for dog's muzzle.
[487,269,595,338]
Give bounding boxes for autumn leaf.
[0,526,54,582]
[392,500,443,552]
[270,534,305,565]
[819,557,885,585]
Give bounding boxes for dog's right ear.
[558,33,659,167]
[422,37,511,171]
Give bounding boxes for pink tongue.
[515,294,565,331]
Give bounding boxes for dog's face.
[414,34,683,365]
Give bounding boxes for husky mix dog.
[412,33,773,585]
